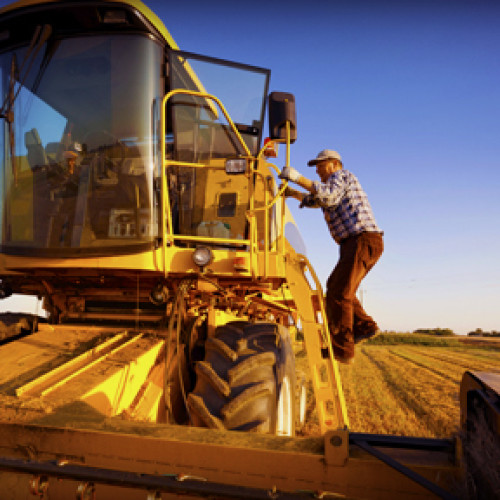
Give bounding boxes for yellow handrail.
[162,89,251,156]
[160,89,294,281]
[161,89,253,276]
[249,120,294,263]
[170,234,250,245]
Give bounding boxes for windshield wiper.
[0,24,52,119]
[0,24,52,184]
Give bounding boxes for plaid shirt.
[312,169,381,244]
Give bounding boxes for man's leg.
[353,297,379,343]
[326,233,383,361]
[353,296,378,332]
[352,232,384,343]
[326,236,365,362]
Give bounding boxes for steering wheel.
[82,130,126,184]
[82,129,126,163]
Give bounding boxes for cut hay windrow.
[359,346,459,437]
[338,349,430,436]
[406,347,500,373]
[295,342,498,438]
[388,347,463,383]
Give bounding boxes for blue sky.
[158,0,500,334]
[1,0,499,334]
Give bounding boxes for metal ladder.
[284,252,349,434]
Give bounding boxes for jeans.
[326,232,384,341]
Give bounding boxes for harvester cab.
[0,0,344,442]
[0,1,498,499]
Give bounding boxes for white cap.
[307,149,342,166]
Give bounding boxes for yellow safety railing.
[249,121,294,269]
[161,89,253,275]
[161,88,294,280]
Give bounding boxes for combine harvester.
[0,1,498,498]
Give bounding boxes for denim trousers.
[326,231,384,339]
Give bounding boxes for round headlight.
[192,246,213,269]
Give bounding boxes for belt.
[339,231,383,244]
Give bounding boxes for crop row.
[360,347,459,437]
[296,343,498,438]
[387,347,467,383]
[338,348,433,436]
[408,347,500,372]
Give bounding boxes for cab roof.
[0,0,179,49]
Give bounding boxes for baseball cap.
[307,149,342,166]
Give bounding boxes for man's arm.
[281,184,323,209]
[282,185,306,202]
[279,166,316,193]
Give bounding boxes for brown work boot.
[354,329,380,344]
[353,319,380,344]
[331,330,355,364]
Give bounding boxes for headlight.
[225,158,247,175]
[192,246,213,269]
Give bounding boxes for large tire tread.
[187,321,295,434]
[228,351,276,385]
[221,379,275,420]
[206,337,238,361]
[194,361,231,397]
[187,394,225,430]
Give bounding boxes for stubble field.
[295,336,500,438]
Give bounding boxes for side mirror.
[268,91,297,143]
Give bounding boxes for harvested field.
[296,339,500,438]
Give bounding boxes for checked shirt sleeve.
[312,170,381,244]
[311,172,347,208]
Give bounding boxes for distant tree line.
[467,328,500,337]
[413,328,455,336]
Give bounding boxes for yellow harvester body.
[0,1,497,498]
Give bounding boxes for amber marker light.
[263,137,278,158]
[233,256,249,272]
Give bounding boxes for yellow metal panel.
[15,332,129,397]
[0,248,161,273]
[81,338,163,417]
[126,362,164,422]
[0,422,458,499]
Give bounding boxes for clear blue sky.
[157,0,500,334]
[2,0,499,335]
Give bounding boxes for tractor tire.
[187,321,296,435]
